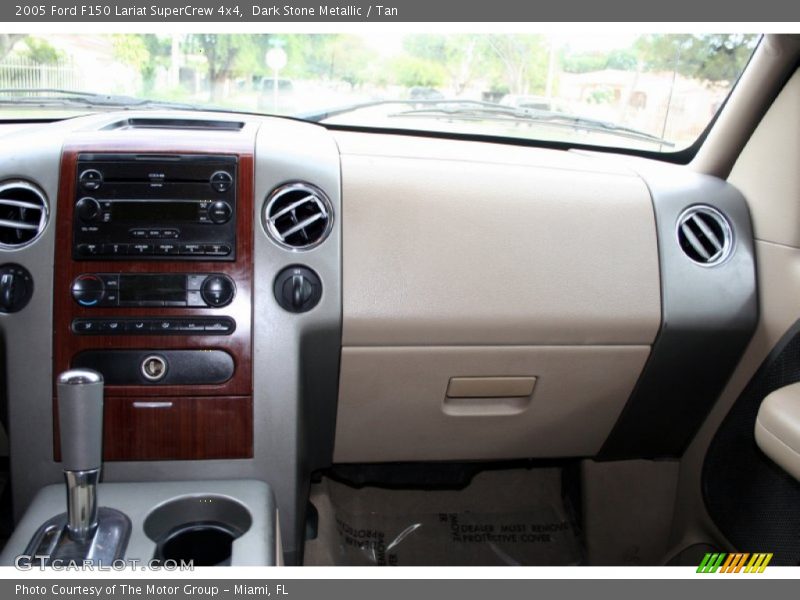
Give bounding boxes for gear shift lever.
[22,369,130,564]
[57,369,104,542]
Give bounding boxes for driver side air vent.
[262,182,333,250]
[676,206,733,266]
[0,180,48,249]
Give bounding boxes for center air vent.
[676,205,733,266]
[262,183,333,250]
[0,180,48,249]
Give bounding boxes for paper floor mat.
[305,468,585,566]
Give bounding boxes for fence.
[0,56,83,91]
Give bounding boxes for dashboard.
[0,110,759,564]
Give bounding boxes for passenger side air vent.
[262,183,333,250]
[676,205,733,266]
[0,180,48,249]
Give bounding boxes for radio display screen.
[114,201,197,222]
[119,275,186,303]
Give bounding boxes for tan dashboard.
[333,132,661,462]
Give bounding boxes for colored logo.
[697,552,773,573]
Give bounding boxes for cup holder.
[144,495,252,566]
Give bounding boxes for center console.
[1,113,342,565]
[52,135,254,462]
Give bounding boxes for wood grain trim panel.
[102,395,253,461]
[52,128,256,461]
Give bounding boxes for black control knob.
[0,264,33,313]
[208,201,233,224]
[210,170,233,193]
[71,275,105,307]
[75,197,101,223]
[274,266,322,313]
[200,275,235,307]
[78,169,103,192]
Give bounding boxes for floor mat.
[304,467,584,566]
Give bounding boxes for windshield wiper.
[299,99,674,148]
[0,88,204,111]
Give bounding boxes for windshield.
[0,33,758,153]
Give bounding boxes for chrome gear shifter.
[23,369,130,564]
[57,369,104,541]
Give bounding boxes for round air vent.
[0,180,48,249]
[676,205,733,266]
[262,183,333,250]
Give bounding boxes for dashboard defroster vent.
[263,182,333,250]
[676,205,733,266]
[0,180,48,249]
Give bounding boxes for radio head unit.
[72,153,238,261]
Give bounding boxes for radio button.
[76,243,101,257]
[204,244,231,256]
[209,201,232,224]
[180,243,204,255]
[102,243,128,256]
[148,229,163,239]
[162,229,180,239]
[130,229,148,239]
[130,243,154,255]
[155,243,180,255]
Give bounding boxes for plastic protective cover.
[305,468,585,566]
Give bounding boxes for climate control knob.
[200,275,235,307]
[75,197,101,223]
[71,275,105,307]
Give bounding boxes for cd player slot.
[72,154,238,261]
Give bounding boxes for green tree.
[112,34,171,95]
[0,34,25,62]
[185,34,259,101]
[324,35,371,89]
[482,35,549,95]
[281,35,337,80]
[403,34,482,94]
[561,47,638,74]
[634,34,758,82]
[390,55,446,88]
[19,37,63,65]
